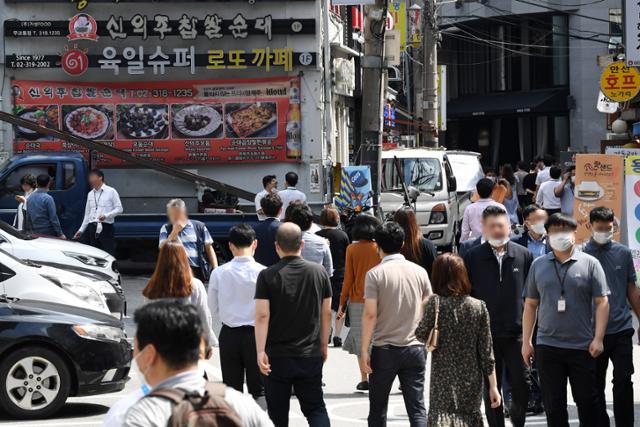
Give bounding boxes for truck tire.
[0,346,71,419]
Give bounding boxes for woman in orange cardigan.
[337,214,381,391]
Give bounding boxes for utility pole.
[359,1,387,213]
[422,0,439,147]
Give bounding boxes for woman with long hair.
[501,164,520,225]
[143,240,217,347]
[393,208,437,275]
[416,253,500,426]
[337,214,381,391]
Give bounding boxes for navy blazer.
[458,236,482,258]
[253,217,281,267]
[511,231,552,256]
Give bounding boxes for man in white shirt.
[277,171,306,220]
[536,166,562,216]
[73,169,123,255]
[461,178,506,242]
[209,224,266,401]
[255,175,277,221]
[535,156,553,187]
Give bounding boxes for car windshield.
[447,154,484,193]
[382,158,443,193]
[0,220,35,240]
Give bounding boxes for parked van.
[380,148,483,251]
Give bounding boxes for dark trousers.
[545,208,562,217]
[83,222,116,256]
[189,265,206,283]
[483,337,528,427]
[536,345,598,427]
[595,329,635,427]
[263,356,329,427]
[218,325,264,399]
[368,345,427,427]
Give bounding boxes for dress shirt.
[535,167,551,186]
[460,198,506,242]
[79,184,123,233]
[208,256,266,327]
[277,187,306,219]
[527,234,548,259]
[26,189,63,237]
[301,231,333,277]
[535,179,561,209]
[254,189,270,221]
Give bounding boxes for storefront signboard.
[624,155,640,285]
[600,61,640,102]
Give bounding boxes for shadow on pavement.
[0,403,109,422]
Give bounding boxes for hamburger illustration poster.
[574,154,624,243]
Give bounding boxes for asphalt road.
[0,274,639,426]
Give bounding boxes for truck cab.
[380,148,483,251]
[0,153,89,238]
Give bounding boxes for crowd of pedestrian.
[14,165,639,427]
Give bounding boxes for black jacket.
[511,231,552,255]
[253,218,281,267]
[458,236,482,258]
[464,241,533,338]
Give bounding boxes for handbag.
[426,296,440,352]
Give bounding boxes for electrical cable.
[513,0,611,24]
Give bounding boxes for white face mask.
[549,232,574,252]
[130,347,150,390]
[592,230,613,245]
[488,237,510,248]
[529,222,547,236]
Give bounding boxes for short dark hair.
[351,214,381,241]
[537,155,553,167]
[134,300,203,370]
[482,205,507,220]
[287,203,313,231]
[476,178,495,199]
[276,223,302,252]
[566,165,576,173]
[431,253,472,297]
[522,204,543,221]
[320,206,340,227]
[229,224,256,248]
[89,168,105,180]
[550,166,562,180]
[285,171,298,186]
[546,213,577,231]
[260,193,283,217]
[36,174,50,188]
[262,175,276,188]
[590,206,615,224]
[374,222,405,254]
[20,174,36,188]
[517,161,527,170]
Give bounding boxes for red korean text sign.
[11,77,302,166]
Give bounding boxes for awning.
[447,88,569,119]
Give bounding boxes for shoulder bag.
[426,296,440,352]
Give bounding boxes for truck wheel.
[0,346,71,419]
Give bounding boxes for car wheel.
[0,346,71,419]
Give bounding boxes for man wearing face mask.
[122,300,273,427]
[512,204,550,260]
[464,206,533,427]
[522,213,609,427]
[582,207,640,427]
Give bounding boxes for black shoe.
[333,337,342,347]
[356,381,369,391]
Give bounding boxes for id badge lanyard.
[553,261,569,312]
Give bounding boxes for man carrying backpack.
[123,300,273,427]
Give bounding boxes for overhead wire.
[513,0,611,24]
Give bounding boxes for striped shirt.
[159,221,213,267]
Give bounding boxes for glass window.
[447,154,485,192]
[4,164,56,190]
[62,163,76,190]
[382,158,443,193]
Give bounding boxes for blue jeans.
[368,345,427,427]
[263,356,329,427]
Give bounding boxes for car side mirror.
[407,186,420,203]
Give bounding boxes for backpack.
[164,220,213,281]
[146,382,244,427]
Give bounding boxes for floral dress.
[416,296,495,427]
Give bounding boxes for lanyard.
[93,189,103,212]
[552,260,570,297]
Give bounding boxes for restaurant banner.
[624,156,640,285]
[11,77,302,165]
[573,154,624,243]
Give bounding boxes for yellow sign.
[600,61,640,102]
[388,1,407,50]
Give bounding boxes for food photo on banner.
[624,155,640,286]
[573,153,624,244]
[11,77,303,165]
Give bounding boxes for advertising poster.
[334,166,372,213]
[573,154,624,243]
[624,156,640,285]
[11,77,302,165]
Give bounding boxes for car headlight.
[72,324,126,342]
[41,275,108,311]
[63,252,109,268]
[93,280,117,294]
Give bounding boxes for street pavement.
[1,274,640,426]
